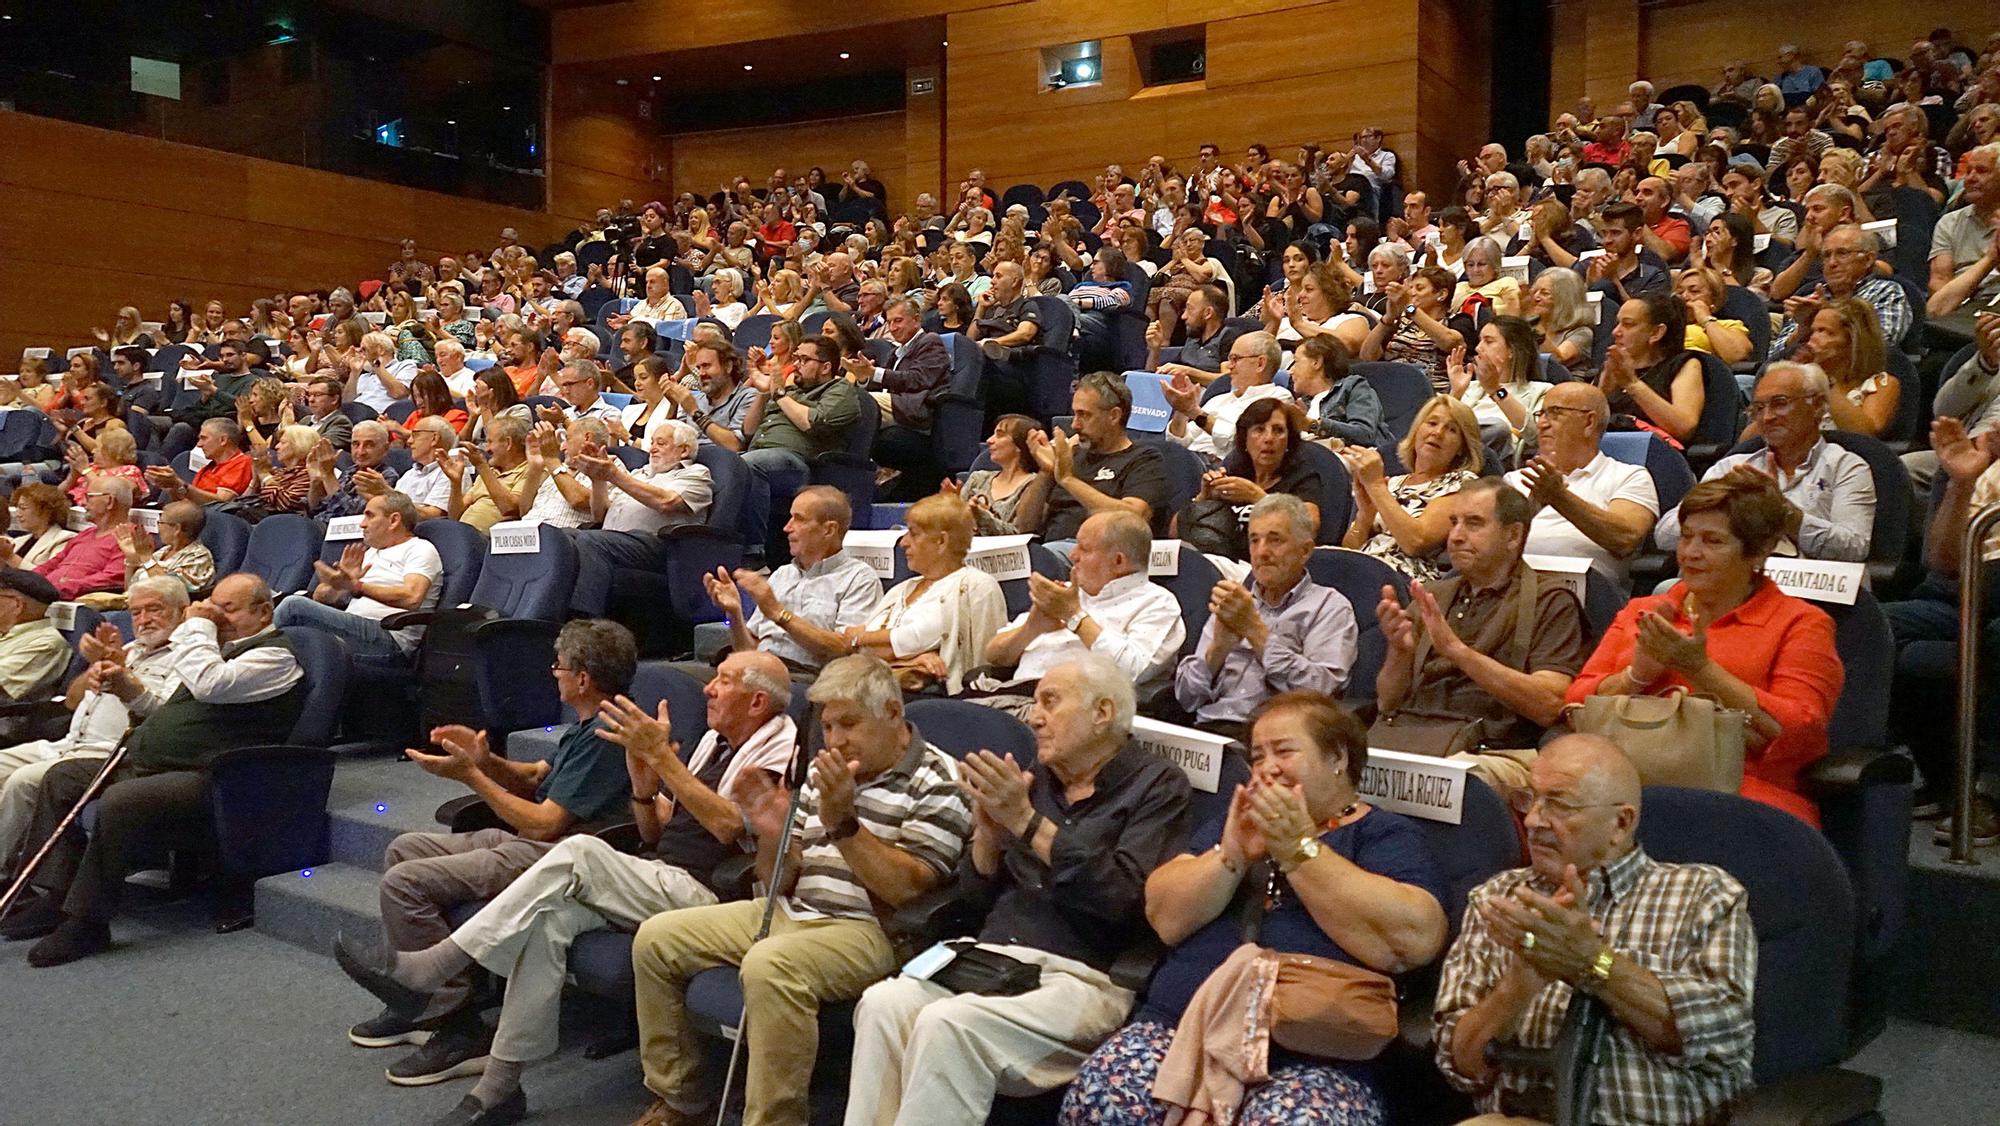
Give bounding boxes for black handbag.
[928,940,1043,997]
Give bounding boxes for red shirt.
[757,220,797,260]
[1567,578,1843,826]
[1581,139,1631,167]
[193,451,253,499]
[1647,213,1692,262]
[36,524,126,599]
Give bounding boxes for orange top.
[1567,577,1843,826]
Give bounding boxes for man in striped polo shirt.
[628,654,970,1126]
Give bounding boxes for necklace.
[1266,802,1361,907]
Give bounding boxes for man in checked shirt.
[1433,734,1756,1125]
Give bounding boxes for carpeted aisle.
[0,896,656,1126]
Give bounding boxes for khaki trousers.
[632,897,896,1126]
[1447,746,1539,806]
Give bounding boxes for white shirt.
[679,713,797,804]
[603,461,713,535]
[563,398,624,424]
[745,550,883,670]
[347,536,445,643]
[635,295,689,321]
[439,365,478,398]
[1506,451,1660,583]
[134,621,303,711]
[525,468,590,528]
[395,460,458,513]
[1654,439,1875,563]
[708,301,749,330]
[999,572,1186,686]
[1183,382,1293,461]
[47,638,184,757]
[354,359,417,413]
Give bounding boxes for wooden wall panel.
[1415,0,1493,201]
[552,0,1006,64]
[669,112,909,215]
[0,112,568,366]
[549,74,668,224]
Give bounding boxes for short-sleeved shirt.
[745,551,884,671]
[1140,808,1447,1025]
[1932,205,2000,312]
[973,295,1043,341]
[1401,565,1590,748]
[194,452,253,500]
[347,536,445,648]
[703,380,760,447]
[1178,325,1240,373]
[604,461,713,535]
[1507,451,1660,583]
[785,734,970,922]
[1043,440,1174,540]
[459,461,532,533]
[534,716,632,827]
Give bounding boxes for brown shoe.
[628,1098,713,1126]
[1932,795,2000,847]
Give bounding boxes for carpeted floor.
[2,891,1996,1125]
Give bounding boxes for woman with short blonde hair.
[844,493,1007,694]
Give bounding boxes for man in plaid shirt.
[1433,734,1756,1125]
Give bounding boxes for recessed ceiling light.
[839,52,851,60]
[502,105,512,110]
[743,64,753,71]
[942,40,949,46]
[652,74,662,81]
[446,119,457,125]
[615,78,628,85]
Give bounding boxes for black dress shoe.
[427,1089,526,1126]
[27,917,111,967]
[334,933,429,1022]
[0,893,63,942]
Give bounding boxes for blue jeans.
[742,447,812,562]
[274,595,408,662]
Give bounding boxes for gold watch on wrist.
[1583,947,1616,990]
[1277,835,1322,873]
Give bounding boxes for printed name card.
[140,322,163,335]
[323,515,365,542]
[1764,558,1864,605]
[1585,290,1604,324]
[130,508,163,534]
[965,534,1033,582]
[1131,717,1228,793]
[68,506,90,531]
[1357,748,1470,824]
[22,347,51,361]
[67,347,94,360]
[1148,539,1183,576]
[1861,218,1897,249]
[360,312,388,326]
[1500,255,1532,283]
[1523,553,1591,602]
[1753,234,1772,253]
[49,602,78,632]
[489,521,542,554]
[843,529,903,579]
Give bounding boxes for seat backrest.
[1730,431,1909,570]
[1637,786,1855,1081]
[1136,436,1205,519]
[383,400,416,424]
[906,699,1037,763]
[1825,591,1891,750]
[469,523,579,620]
[1186,751,1252,830]
[1602,431,1696,515]
[1881,348,1922,448]
[1305,547,1408,703]
[278,627,351,746]
[1691,351,1744,451]
[340,402,379,425]
[1296,440,1354,545]
[1027,294,1076,352]
[416,518,488,607]
[693,443,749,536]
[53,604,106,689]
[1352,362,1432,443]
[1153,547,1222,657]
[1719,286,1771,365]
[1580,570,1627,643]
[197,508,252,577]
[840,386,880,462]
[1407,775,1523,935]
[241,514,323,594]
[732,314,780,349]
[630,662,712,749]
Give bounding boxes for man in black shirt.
[844,653,1192,1126]
[334,650,797,1124]
[1033,372,1174,546]
[1148,284,1238,375]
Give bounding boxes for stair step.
[253,861,382,957]
[325,756,470,871]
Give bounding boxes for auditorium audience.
[1162,331,1291,462]
[845,494,1006,696]
[1508,382,1660,584]
[953,414,1050,536]
[3,473,133,600]
[1602,293,1705,444]
[1785,298,1901,439]
[1343,395,1483,580]
[274,492,442,661]
[337,619,634,1083]
[1433,734,1755,1123]
[6,484,76,570]
[1928,143,1999,325]
[0,569,71,714]
[1036,373,1174,545]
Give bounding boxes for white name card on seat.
[966,534,1033,582]
[1585,290,1604,324]
[1861,219,1897,249]
[130,508,162,534]
[1148,539,1183,576]
[1574,248,1607,263]
[140,321,164,336]
[22,347,51,361]
[1523,553,1591,602]
[324,515,365,542]
[1358,748,1469,824]
[1763,558,1864,605]
[843,529,902,579]
[68,505,90,531]
[360,312,388,327]
[1500,256,1532,283]
[1753,234,1772,254]
[489,521,541,554]
[49,602,78,632]
[1131,717,1227,793]
[67,347,93,360]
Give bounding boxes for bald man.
[336,649,799,1121]
[1506,382,1659,585]
[1433,735,1757,1125]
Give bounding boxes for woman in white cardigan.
[843,493,1007,695]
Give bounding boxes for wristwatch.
[828,816,862,841]
[1492,386,1509,400]
[1277,835,1322,873]
[776,608,795,627]
[1063,609,1086,632]
[1584,947,1616,989]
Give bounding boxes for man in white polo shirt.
[565,418,714,616]
[1506,382,1659,584]
[274,491,443,660]
[1161,330,1292,463]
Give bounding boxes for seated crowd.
[0,25,1995,1126]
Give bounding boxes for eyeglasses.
[549,662,579,674]
[1823,247,1874,260]
[1225,353,1260,364]
[1746,392,1822,417]
[1533,404,1595,423]
[1508,791,1620,819]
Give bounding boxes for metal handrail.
[1949,502,2000,864]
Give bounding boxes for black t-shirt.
[1043,440,1174,541]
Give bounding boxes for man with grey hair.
[451,413,534,533]
[1928,142,2000,327]
[629,653,969,1126]
[1771,183,1863,300]
[396,415,461,521]
[13,471,133,599]
[566,417,715,616]
[334,649,797,1122]
[276,491,443,659]
[1161,329,1289,462]
[335,619,636,1085]
[976,510,1185,716]
[847,650,1193,1126]
[1175,494,1358,736]
[0,576,188,875]
[310,417,404,520]
[969,261,1044,415]
[1657,363,1875,561]
[1627,80,1662,130]
[548,358,622,425]
[1569,167,1614,236]
[707,485,885,677]
[1772,224,1912,355]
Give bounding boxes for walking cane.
[713,732,811,1126]
[0,725,135,919]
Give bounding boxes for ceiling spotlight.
[446,119,457,125]
[615,78,628,85]
[502,105,512,110]
[743,64,753,71]
[652,74,662,81]
[839,52,851,60]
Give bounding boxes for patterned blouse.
[1355,469,1476,580]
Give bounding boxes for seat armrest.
[1108,940,1164,993]
[1726,1067,1882,1126]
[1804,747,1914,795]
[594,821,646,854]
[0,696,69,720]
[434,794,506,833]
[887,885,980,945]
[208,745,338,773]
[465,617,563,645]
[381,603,489,632]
